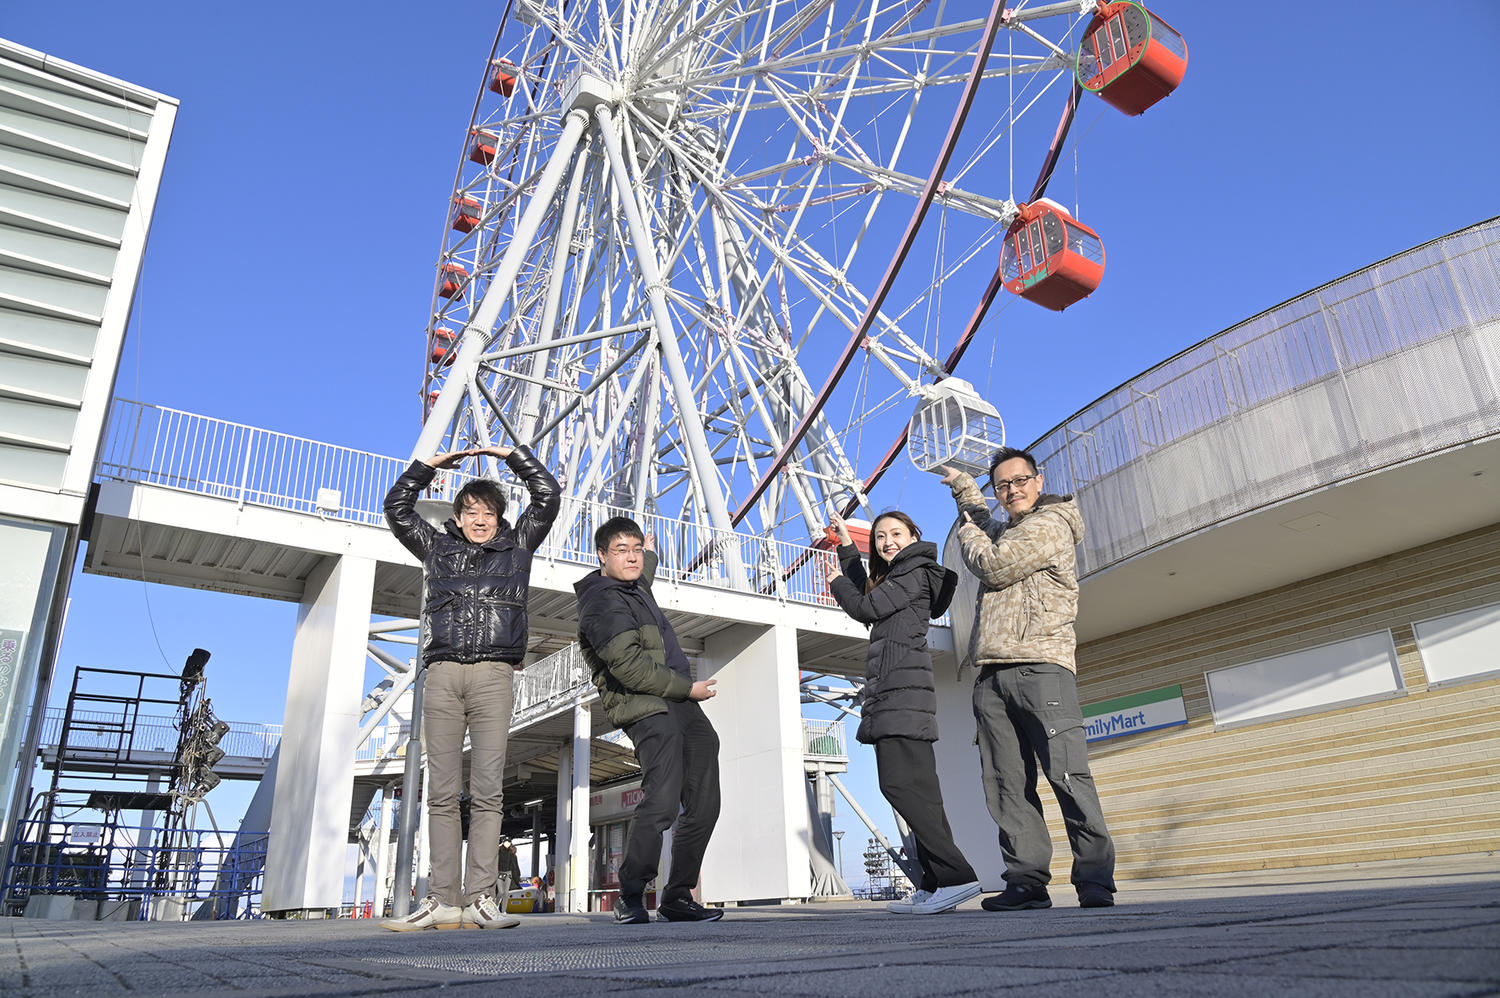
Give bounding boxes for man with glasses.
[940,447,1117,911]
[575,516,724,924]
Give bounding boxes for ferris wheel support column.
[411,108,591,463]
[594,102,747,588]
[516,136,593,448]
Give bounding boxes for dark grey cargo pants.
[972,662,1116,893]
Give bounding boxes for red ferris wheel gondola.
[1000,199,1104,312]
[488,58,518,98]
[450,197,481,233]
[1076,2,1187,116]
[468,128,499,165]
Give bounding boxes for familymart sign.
[1083,684,1187,743]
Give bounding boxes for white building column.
[352,833,368,913]
[554,742,573,909]
[699,622,810,903]
[372,786,395,917]
[263,554,375,913]
[568,699,591,913]
[551,698,593,913]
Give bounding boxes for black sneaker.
[614,894,650,924]
[980,884,1052,911]
[1078,883,1115,908]
[657,897,724,922]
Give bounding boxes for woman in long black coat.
[825,510,981,916]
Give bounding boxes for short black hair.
[454,479,507,521]
[595,516,644,552]
[988,446,1039,480]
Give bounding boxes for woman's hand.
[827,512,853,546]
[823,552,843,584]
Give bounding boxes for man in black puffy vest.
[381,444,559,931]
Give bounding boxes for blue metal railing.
[2,817,267,920]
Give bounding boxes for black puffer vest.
[384,448,560,666]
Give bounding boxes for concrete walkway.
[5,855,1498,997]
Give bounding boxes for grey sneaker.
[886,889,932,914]
[380,895,461,931]
[911,881,982,915]
[462,892,521,929]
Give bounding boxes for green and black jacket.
[574,551,693,730]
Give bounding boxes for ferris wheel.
[414,0,1186,552]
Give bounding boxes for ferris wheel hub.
[564,72,616,115]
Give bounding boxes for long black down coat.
[383,447,560,666]
[829,540,957,744]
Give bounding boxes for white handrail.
[98,400,841,607]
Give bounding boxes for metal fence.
[98,401,838,606]
[2,817,266,920]
[802,719,847,760]
[35,708,281,767]
[1029,217,1500,576]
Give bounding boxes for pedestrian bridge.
[77,399,938,914]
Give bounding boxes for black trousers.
[874,736,978,893]
[972,663,1116,891]
[619,699,721,903]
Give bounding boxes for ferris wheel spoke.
[423,0,1112,540]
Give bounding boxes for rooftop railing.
[1029,217,1500,577]
[802,718,847,760]
[97,401,842,607]
[36,708,281,767]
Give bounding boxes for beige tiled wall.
[1066,523,1500,879]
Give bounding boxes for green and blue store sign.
[1082,684,1187,742]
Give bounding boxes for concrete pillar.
[416,762,432,901]
[372,786,394,917]
[554,742,572,909]
[699,622,811,903]
[568,699,590,913]
[263,554,375,913]
[932,660,1005,890]
[353,833,368,912]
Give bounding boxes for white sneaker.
[886,889,932,914]
[462,892,521,929]
[380,895,461,931]
[911,881,982,915]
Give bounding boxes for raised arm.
[829,567,925,625]
[957,513,1072,589]
[383,460,442,560]
[498,444,561,551]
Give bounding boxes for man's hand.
[425,449,473,470]
[644,533,656,552]
[827,512,853,546]
[938,465,963,486]
[689,679,718,701]
[424,445,515,470]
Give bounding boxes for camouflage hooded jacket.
[949,471,1085,674]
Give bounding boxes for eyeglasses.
[992,473,1038,493]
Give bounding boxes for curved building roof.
[1027,217,1500,641]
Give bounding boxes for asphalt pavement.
[5,853,1498,997]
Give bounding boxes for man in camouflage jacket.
[943,445,1117,912]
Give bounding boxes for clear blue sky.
[8,1,1497,887]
